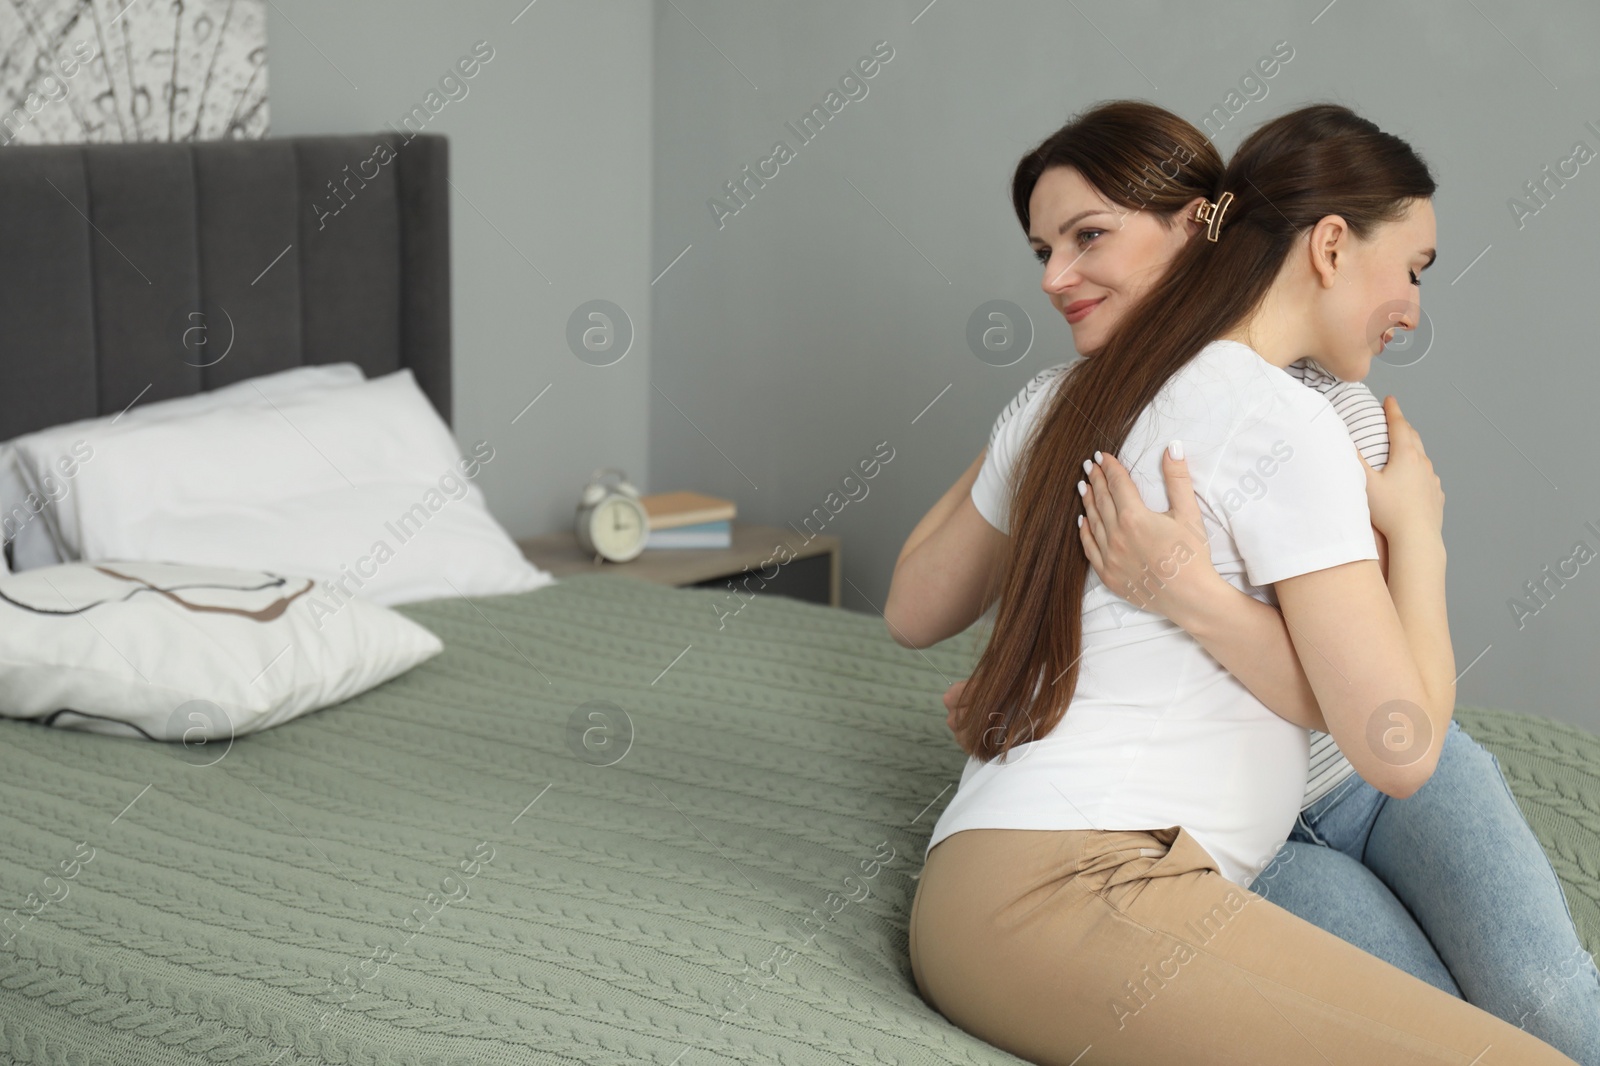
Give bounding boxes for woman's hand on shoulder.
[1078,444,1222,621]
[1359,396,1444,544]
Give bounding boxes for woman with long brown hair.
[886,102,1588,1062]
[891,98,1600,1062]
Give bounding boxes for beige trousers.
[908,825,1580,1065]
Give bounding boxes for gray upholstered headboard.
[0,133,450,439]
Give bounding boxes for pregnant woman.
[902,99,1600,1062]
[884,102,1587,1063]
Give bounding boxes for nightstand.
[516,522,842,607]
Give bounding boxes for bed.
[2,135,1599,1066]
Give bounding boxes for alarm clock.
[575,468,650,563]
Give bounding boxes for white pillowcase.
[2,440,83,570]
[66,369,554,606]
[0,560,442,742]
[4,363,366,570]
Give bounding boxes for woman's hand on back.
[1359,396,1444,544]
[943,679,968,733]
[1078,445,1223,622]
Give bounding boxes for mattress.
[0,572,1594,1065]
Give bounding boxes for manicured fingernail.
[1077,480,1087,496]
[1094,450,1103,464]
[1168,439,1184,461]
[1082,459,1093,476]
[1077,514,1084,527]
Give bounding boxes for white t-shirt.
[983,358,1392,812]
[930,338,1380,887]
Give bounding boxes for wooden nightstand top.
[517,522,841,604]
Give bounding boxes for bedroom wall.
[647,0,1600,733]
[265,0,655,558]
[267,1,1600,732]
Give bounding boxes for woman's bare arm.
[896,448,985,569]
[885,448,1009,649]
[1274,399,1451,796]
[1276,534,1451,798]
[1293,397,1454,793]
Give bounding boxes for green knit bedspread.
[0,573,1595,1065]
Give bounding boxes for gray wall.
[266,0,656,558]
[270,1,1600,732]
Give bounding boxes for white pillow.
[5,363,366,569]
[3,441,69,571]
[0,560,442,743]
[67,370,555,606]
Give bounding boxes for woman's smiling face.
[1027,165,1199,355]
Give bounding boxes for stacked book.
[640,490,735,549]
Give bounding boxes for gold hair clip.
[1193,191,1235,242]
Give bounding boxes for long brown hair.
[954,101,1436,762]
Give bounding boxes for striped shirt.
[988,357,1389,811]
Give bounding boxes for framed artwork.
[1,0,269,145]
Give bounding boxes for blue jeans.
[1253,718,1600,1065]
